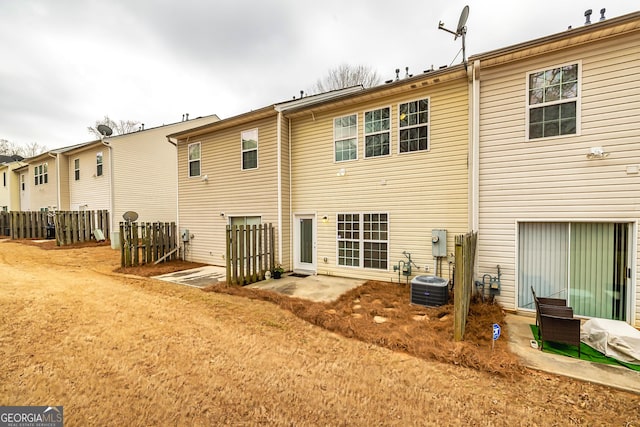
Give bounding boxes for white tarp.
[581,318,640,365]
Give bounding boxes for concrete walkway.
[505,313,640,394]
[248,273,364,303]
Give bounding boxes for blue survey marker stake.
[492,323,501,351]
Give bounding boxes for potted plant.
[272,264,284,279]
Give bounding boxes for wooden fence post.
[454,231,478,341]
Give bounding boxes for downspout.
[276,111,283,265]
[471,59,480,232]
[101,139,115,247]
[166,136,181,259]
[288,117,292,270]
[49,152,60,210]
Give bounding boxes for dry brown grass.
[1,241,639,426]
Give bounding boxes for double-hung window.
[34,163,48,185]
[188,142,201,177]
[74,159,80,181]
[364,107,390,158]
[96,152,103,177]
[241,129,258,170]
[527,63,579,140]
[399,98,429,152]
[334,114,358,162]
[337,213,388,269]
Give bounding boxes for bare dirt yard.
[1,240,639,426]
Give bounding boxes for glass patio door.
[518,222,629,321]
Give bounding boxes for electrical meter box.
[181,229,190,242]
[431,229,447,257]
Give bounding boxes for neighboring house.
[0,155,25,212]
[171,65,470,282]
[0,155,24,211]
[18,115,220,245]
[471,11,640,326]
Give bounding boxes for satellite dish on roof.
[438,5,470,66]
[97,124,113,137]
[122,211,138,222]
[456,5,469,37]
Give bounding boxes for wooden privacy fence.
[120,222,178,267]
[1,211,12,236]
[7,211,51,239]
[453,231,478,341]
[226,223,275,286]
[53,210,110,246]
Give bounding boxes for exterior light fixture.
[322,215,328,223]
[586,147,609,159]
[201,174,209,182]
[337,168,346,176]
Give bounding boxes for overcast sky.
[1,1,638,150]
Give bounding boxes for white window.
[399,98,429,153]
[96,152,103,176]
[188,142,201,177]
[364,107,390,158]
[527,63,579,140]
[334,114,358,162]
[241,129,258,170]
[74,159,80,181]
[337,213,388,269]
[20,174,25,191]
[2,172,5,187]
[34,163,48,186]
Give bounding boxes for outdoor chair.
[531,287,581,357]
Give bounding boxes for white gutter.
[276,111,283,265]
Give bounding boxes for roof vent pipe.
[395,68,400,81]
[185,113,189,120]
[600,8,606,21]
[584,9,592,25]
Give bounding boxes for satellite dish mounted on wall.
[97,124,113,137]
[438,5,470,66]
[122,211,139,222]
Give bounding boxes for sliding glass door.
[518,222,629,321]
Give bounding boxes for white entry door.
[294,214,316,274]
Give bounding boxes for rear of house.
[286,66,470,282]
[172,108,289,267]
[473,12,640,326]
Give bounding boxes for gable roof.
[0,154,24,163]
[470,10,640,67]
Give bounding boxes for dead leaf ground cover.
[1,240,639,425]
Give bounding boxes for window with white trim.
[241,129,258,170]
[20,174,25,191]
[334,114,358,162]
[527,63,579,140]
[2,172,6,187]
[337,213,388,269]
[34,163,48,186]
[96,152,103,177]
[74,159,80,181]
[364,107,390,158]
[188,142,201,177]
[399,98,429,152]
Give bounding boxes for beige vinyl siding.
[28,159,58,211]
[57,155,70,210]
[477,31,640,326]
[110,116,218,237]
[177,115,283,266]
[290,79,469,282]
[68,148,110,211]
